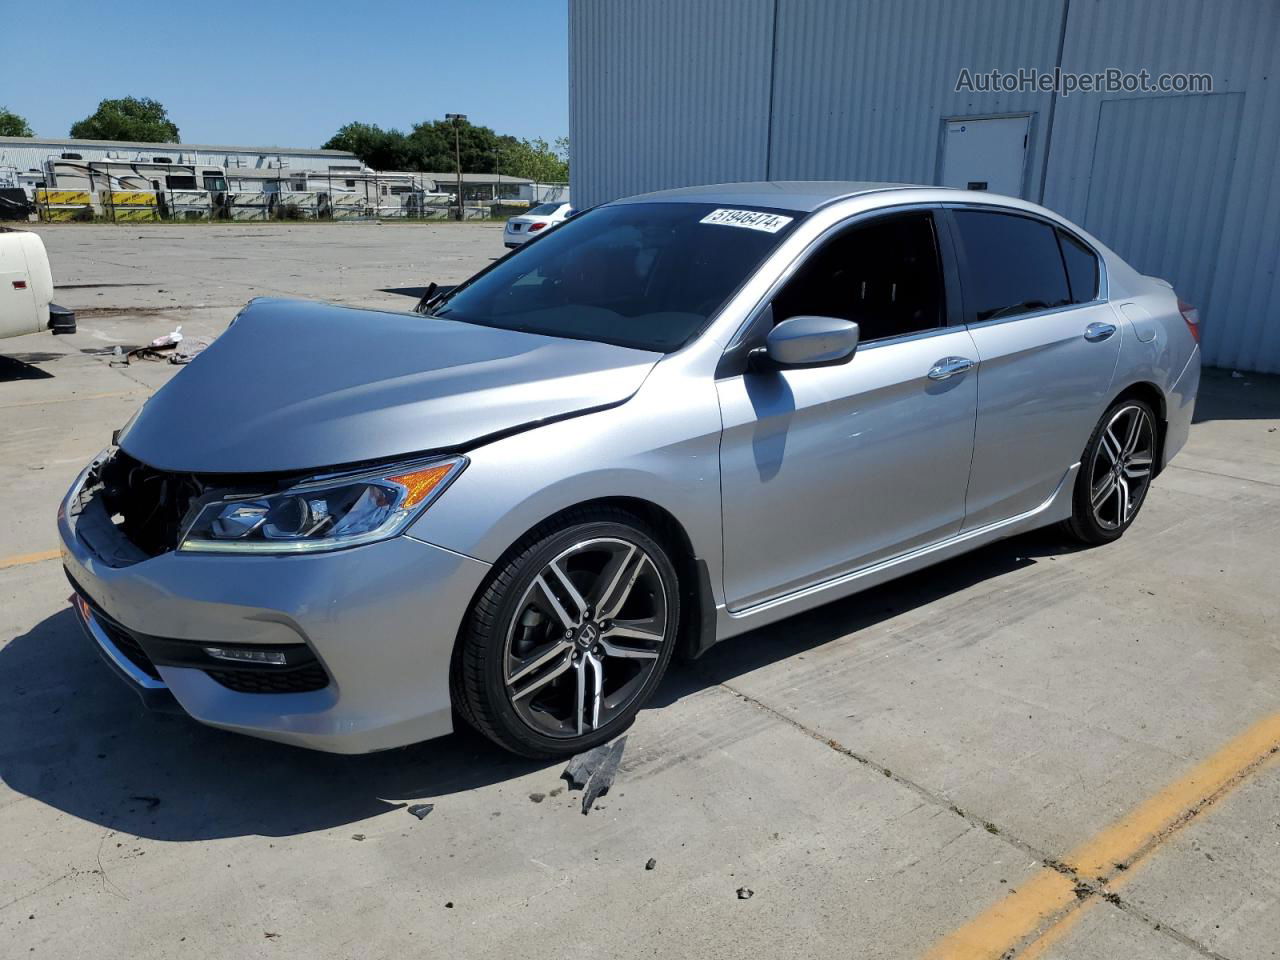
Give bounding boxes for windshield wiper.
[416,283,459,316]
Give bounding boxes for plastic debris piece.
[149,326,183,348]
[170,336,211,365]
[580,737,626,815]
[562,742,611,790]
[645,858,657,871]
[561,736,628,814]
[407,803,434,820]
[736,887,754,900]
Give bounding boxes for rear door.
[717,209,979,610]
[947,207,1120,528]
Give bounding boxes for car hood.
[118,298,661,474]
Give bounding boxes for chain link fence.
[30,181,568,224]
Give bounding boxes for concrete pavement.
[1,222,1277,960]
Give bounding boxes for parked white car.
[503,202,573,248]
[0,229,73,340]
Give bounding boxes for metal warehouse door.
[940,116,1030,197]
[1081,93,1244,360]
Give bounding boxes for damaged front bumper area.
[57,452,492,754]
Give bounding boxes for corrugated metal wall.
[1041,0,1280,371]
[768,0,1063,195]
[570,0,1279,370]
[569,0,776,207]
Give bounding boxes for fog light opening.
[203,646,289,666]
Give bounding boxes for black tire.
[1062,397,1158,545]
[452,506,681,758]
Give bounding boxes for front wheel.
[1062,398,1158,545]
[452,508,680,758]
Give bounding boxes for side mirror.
[761,315,860,368]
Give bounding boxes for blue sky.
[1,0,568,147]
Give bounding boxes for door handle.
[1084,322,1116,342]
[927,356,975,380]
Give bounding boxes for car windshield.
[433,202,802,351]
[525,202,563,216]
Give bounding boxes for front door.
[946,208,1122,528]
[717,210,979,611]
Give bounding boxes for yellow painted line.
[923,712,1280,959]
[0,548,62,570]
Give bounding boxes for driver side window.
[772,211,946,342]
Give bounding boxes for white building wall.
[0,137,362,177]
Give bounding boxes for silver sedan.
[57,182,1201,757]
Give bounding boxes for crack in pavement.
[709,676,1263,960]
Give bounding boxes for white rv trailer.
[37,159,230,220]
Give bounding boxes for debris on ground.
[736,887,754,900]
[645,858,657,871]
[150,326,184,349]
[445,902,454,909]
[109,326,203,365]
[407,803,434,820]
[528,792,546,804]
[561,736,627,815]
[169,336,211,364]
[351,834,365,841]
[263,932,280,939]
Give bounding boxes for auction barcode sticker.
[698,208,794,233]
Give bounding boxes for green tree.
[322,118,570,180]
[323,122,412,170]
[69,97,179,142]
[404,119,505,173]
[498,136,569,182]
[0,106,34,137]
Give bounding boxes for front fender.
[407,365,725,601]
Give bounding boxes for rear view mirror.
[762,315,860,368]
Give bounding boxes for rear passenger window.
[1058,229,1100,302]
[952,211,1071,322]
[772,211,945,342]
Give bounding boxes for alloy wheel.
[1088,403,1155,530]
[503,537,669,739]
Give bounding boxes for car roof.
[611,180,937,213]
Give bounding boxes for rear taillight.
[528,222,548,232]
[1177,297,1200,343]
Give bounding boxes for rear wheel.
[1062,399,1158,544]
[453,508,680,758]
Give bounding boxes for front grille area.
[96,451,208,556]
[96,613,163,681]
[206,665,330,694]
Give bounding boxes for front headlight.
[178,456,466,555]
